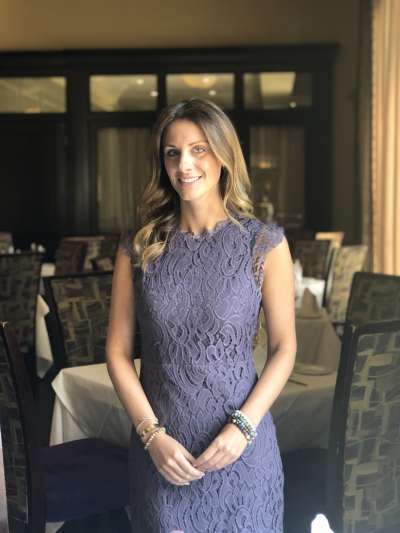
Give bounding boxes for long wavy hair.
[133,98,255,271]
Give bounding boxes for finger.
[194,447,219,470]
[163,465,191,485]
[181,450,206,474]
[200,450,227,471]
[176,456,205,479]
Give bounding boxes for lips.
[179,175,202,184]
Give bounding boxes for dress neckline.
[175,217,233,239]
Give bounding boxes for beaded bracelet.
[229,410,257,445]
[144,426,166,451]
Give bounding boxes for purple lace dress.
[121,213,285,533]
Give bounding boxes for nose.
[177,150,194,174]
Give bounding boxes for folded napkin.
[311,514,335,533]
[298,288,322,318]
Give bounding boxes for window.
[244,72,312,109]
[90,75,158,111]
[0,77,66,113]
[166,73,234,109]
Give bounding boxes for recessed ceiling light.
[208,89,217,96]
[136,78,144,85]
[150,90,158,97]
[289,101,297,108]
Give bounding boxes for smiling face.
[163,119,223,206]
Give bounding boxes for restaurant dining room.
[0,1,399,532]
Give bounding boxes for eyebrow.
[164,140,209,148]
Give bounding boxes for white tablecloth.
[35,263,55,378]
[254,308,340,373]
[296,277,326,308]
[50,362,336,454]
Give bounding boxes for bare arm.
[106,248,205,485]
[237,236,297,425]
[106,249,156,427]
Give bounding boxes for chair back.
[91,257,114,272]
[315,231,345,248]
[0,322,45,532]
[326,320,400,532]
[0,253,43,354]
[98,236,119,263]
[346,272,400,326]
[326,245,368,322]
[63,235,120,271]
[293,240,332,279]
[54,240,87,275]
[44,272,113,369]
[0,233,13,246]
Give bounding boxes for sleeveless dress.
[121,213,285,533]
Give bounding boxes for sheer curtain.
[372,0,400,274]
[97,127,151,233]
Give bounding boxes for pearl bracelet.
[144,426,166,451]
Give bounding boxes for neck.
[178,204,230,234]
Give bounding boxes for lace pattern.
[118,216,285,532]
[251,223,285,291]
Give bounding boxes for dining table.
[35,263,55,378]
[50,360,337,454]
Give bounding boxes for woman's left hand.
[193,423,249,472]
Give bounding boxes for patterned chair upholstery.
[293,239,332,279]
[0,231,13,247]
[283,320,400,533]
[63,235,120,271]
[0,323,31,526]
[0,322,130,532]
[91,256,114,271]
[346,272,400,326]
[44,271,141,370]
[327,320,400,532]
[99,235,119,262]
[44,272,113,369]
[326,245,368,323]
[0,252,43,353]
[54,240,87,275]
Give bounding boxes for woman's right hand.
[147,432,205,486]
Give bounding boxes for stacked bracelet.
[144,426,166,451]
[136,416,159,435]
[229,410,257,445]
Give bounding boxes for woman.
[106,98,296,532]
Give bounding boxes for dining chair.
[0,232,13,246]
[293,240,332,279]
[91,256,114,271]
[0,242,10,254]
[325,245,368,323]
[315,231,345,248]
[0,322,130,533]
[282,319,400,533]
[44,271,141,373]
[346,272,400,326]
[54,239,87,275]
[64,235,120,271]
[0,252,43,386]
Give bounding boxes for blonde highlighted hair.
[133,98,255,271]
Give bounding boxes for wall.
[0,0,360,241]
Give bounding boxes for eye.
[165,148,179,158]
[193,145,207,154]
